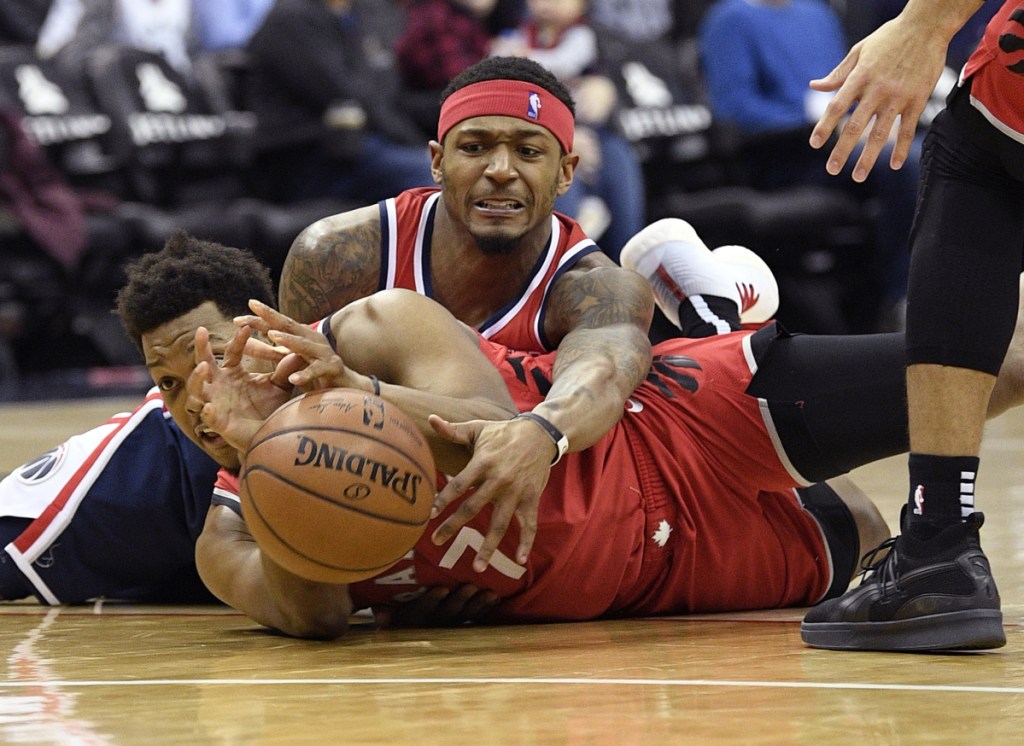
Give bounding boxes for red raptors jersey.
[217,332,831,622]
[962,1,1024,141]
[377,187,601,351]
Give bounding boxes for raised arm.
[809,0,983,182]
[277,206,382,324]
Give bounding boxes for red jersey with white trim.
[377,187,601,351]
[962,1,1024,141]
[216,331,831,621]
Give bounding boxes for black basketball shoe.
[801,512,1005,651]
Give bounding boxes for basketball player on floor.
[111,232,1023,641]
[1,56,656,599]
[0,54,783,603]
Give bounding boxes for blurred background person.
[45,0,198,76]
[244,0,434,204]
[394,0,513,135]
[193,0,274,52]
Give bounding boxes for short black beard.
[474,232,522,256]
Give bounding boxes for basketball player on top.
[276,55,659,572]
[110,232,1020,642]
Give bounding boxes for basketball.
[239,388,436,585]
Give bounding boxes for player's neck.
[429,220,549,327]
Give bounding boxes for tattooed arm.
[532,258,655,449]
[430,257,654,572]
[278,206,384,323]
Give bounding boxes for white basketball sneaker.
[620,218,779,328]
[619,218,720,329]
[711,245,779,324]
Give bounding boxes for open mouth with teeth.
[196,426,226,447]
[474,198,524,213]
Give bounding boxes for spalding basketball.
[239,388,436,584]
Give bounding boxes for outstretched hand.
[808,15,949,182]
[235,299,370,392]
[188,324,292,455]
[427,414,558,573]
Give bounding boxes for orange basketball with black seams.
[239,388,436,584]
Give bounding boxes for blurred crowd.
[0,0,1001,389]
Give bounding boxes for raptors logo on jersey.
[963,1,1024,140]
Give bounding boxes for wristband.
[513,412,569,465]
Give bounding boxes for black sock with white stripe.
[677,294,741,338]
[905,453,979,537]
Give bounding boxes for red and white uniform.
[217,330,831,622]
[962,1,1024,142]
[377,187,600,351]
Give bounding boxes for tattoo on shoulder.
[279,219,382,323]
[548,266,653,334]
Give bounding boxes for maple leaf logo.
[652,519,672,547]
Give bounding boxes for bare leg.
[908,365,995,454]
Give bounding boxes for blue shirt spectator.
[700,0,847,133]
[193,0,274,51]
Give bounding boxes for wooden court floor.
[1,396,1022,745]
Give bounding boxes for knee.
[987,275,1024,417]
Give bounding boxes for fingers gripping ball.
[240,388,436,584]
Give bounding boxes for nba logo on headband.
[527,92,541,120]
[437,79,575,152]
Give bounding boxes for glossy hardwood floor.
[1,395,1022,745]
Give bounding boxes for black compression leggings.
[905,82,1024,375]
[746,325,908,484]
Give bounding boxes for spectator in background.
[244,0,433,204]
[396,0,501,92]
[394,0,506,133]
[45,0,197,76]
[699,0,924,330]
[193,0,274,52]
[491,0,645,260]
[0,0,52,45]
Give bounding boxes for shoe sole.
[801,609,1006,652]
[619,218,709,278]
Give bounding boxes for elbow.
[275,607,352,640]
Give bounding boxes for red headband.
[438,79,575,152]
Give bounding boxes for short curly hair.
[116,230,276,350]
[441,56,575,116]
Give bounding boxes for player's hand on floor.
[427,415,555,572]
[373,585,499,628]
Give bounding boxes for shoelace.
[857,537,900,595]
